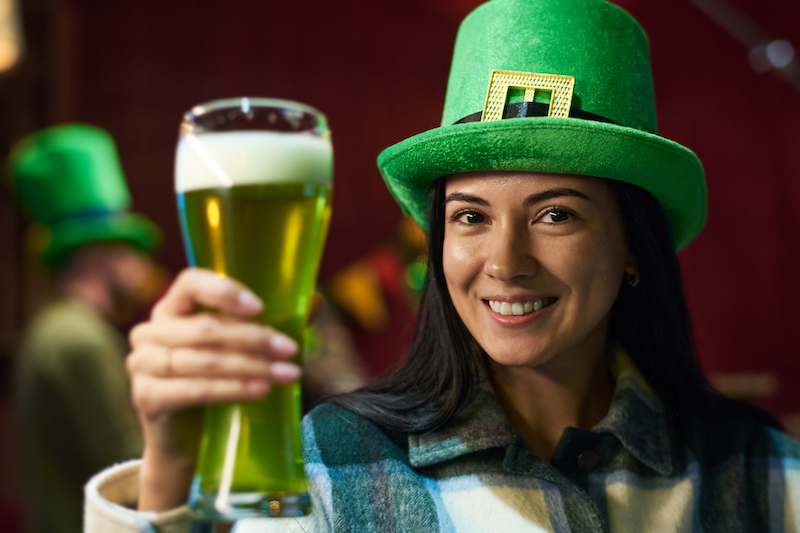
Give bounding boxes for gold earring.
[627,272,640,288]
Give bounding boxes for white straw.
[214,406,242,514]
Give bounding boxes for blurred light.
[749,40,796,74]
[766,40,795,69]
[0,0,23,73]
[206,198,221,229]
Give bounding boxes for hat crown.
[442,0,656,133]
[9,124,132,225]
[8,124,161,268]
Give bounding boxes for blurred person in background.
[8,124,167,533]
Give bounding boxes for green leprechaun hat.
[377,0,706,249]
[8,123,161,268]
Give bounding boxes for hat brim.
[43,213,162,268]
[377,117,706,250]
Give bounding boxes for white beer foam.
[175,131,332,192]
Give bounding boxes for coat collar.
[407,347,674,476]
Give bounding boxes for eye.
[546,210,570,223]
[534,206,576,226]
[452,210,485,224]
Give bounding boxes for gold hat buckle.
[481,70,575,122]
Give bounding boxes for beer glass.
[175,98,332,519]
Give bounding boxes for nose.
[483,220,538,282]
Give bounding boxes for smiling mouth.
[486,297,558,316]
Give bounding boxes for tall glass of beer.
[174,98,332,519]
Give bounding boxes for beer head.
[175,131,332,193]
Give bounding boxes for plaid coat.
[85,350,800,533]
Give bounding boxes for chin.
[483,343,556,369]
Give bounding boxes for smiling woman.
[84,0,800,531]
[443,173,630,367]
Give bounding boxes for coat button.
[577,450,599,472]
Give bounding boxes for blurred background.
[0,0,798,530]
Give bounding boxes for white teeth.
[488,298,552,316]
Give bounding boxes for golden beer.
[176,104,332,519]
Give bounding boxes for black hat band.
[455,101,620,125]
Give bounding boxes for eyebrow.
[523,188,591,207]
[444,192,489,206]
[444,187,591,207]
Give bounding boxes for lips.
[487,297,557,316]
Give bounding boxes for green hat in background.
[377,0,706,249]
[8,123,161,268]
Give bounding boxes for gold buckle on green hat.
[482,70,575,122]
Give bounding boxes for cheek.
[442,235,482,290]
[583,255,626,315]
[546,235,626,303]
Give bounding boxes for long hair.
[326,176,779,434]
[605,179,779,430]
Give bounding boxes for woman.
[86,0,800,531]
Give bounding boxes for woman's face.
[442,171,635,371]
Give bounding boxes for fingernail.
[270,333,298,354]
[271,362,302,381]
[237,290,263,312]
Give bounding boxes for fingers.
[132,374,270,416]
[127,344,301,381]
[129,267,308,423]
[130,313,298,356]
[128,346,302,418]
[151,268,263,320]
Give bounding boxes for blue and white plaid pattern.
[293,349,800,532]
